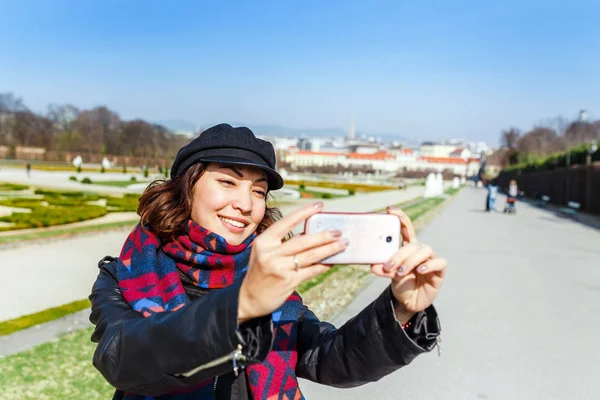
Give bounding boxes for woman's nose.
[232,192,253,214]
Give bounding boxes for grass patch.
[105,194,140,211]
[0,299,91,336]
[298,189,347,199]
[0,219,139,245]
[285,179,397,193]
[0,187,140,231]
[0,182,29,191]
[0,200,107,231]
[89,180,138,187]
[0,326,114,400]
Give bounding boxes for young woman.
[89,123,447,400]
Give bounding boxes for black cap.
[170,123,284,190]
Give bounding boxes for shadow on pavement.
[522,198,600,231]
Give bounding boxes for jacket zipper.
[177,344,246,378]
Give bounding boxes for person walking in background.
[504,179,519,213]
[487,182,498,212]
[25,163,31,178]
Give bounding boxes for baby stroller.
[503,197,517,214]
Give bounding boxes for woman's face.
[190,163,268,245]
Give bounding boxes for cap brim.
[198,156,284,191]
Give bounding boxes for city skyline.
[1,1,599,144]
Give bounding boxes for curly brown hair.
[137,163,284,243]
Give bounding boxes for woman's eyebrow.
[217,165,267,183]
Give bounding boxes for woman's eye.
[255,190,267,198]
[219,179,235,186]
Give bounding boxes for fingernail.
[330,230,342,238]
[340,238,349,247]
[313,201,324,208]
[382,260,394,272]
[397,265,406,275]
[418,265,427,273]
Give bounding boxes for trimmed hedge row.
[0,187,138,230]
[285,179,397,192]
[105,194,139,211]
[502,142,600,174]
[0,202,107,231]
[0,183,29,191]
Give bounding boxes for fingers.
[386,206,416,244]
[295,263,330,282]
[290,238,349,269]
[399,244,435,275]
[264,201,324,240]
[374,243,434,277]
[413,257,447,276]
[279,229,342,257]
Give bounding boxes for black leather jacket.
[89,257,441,399]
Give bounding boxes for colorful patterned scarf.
[116,220,304,400]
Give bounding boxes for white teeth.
[219,217,246,228]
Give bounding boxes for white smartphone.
[303,212,402,265]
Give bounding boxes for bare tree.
[47,104,80,151]
[74,106,122,153]
[564,121,598,147]
[517,127,563,158]
[500,127,521,149]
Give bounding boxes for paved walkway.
[300,188,600,400]
[0,186,425,322]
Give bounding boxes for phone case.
[304,212,402,265]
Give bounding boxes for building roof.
[293,150,344,157]
[419,156,480,165]
[347,151,395,160]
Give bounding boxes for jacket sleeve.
[89,257,273,397]
[295,285,440,387]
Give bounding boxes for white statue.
[435,173,444,196]
[102,157,112,169]
[423,172,437,198]
[452,177,460,189]
[72,155,83,168]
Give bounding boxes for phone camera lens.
[386,236,392,243]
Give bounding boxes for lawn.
[0,326,114,400]
[297,189,347,199]
[0,184,140,231]
[87,180,139,187]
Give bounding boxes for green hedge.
[0,204,107,230]
[285,180,396,192]
[105,194,140,211]
[0,183,29,191]
[0,198,42,208]
[502,142,600,174]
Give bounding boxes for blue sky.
[1,0,599,144]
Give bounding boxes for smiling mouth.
[218,216,248,229]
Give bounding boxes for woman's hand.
[370,207,447,324]
[238,201,348,323]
